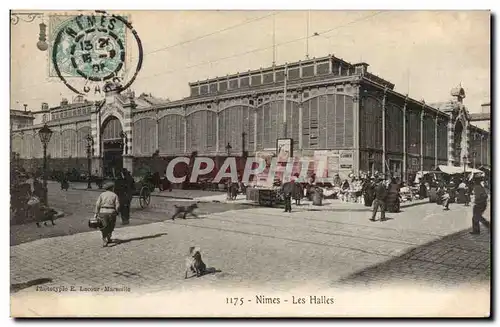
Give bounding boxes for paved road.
[11,197,490,294]
[10,182,249,246]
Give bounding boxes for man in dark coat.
[116,169,134,225]
[292,175,303,205]
[370,178,388,222]
[471,177,490,235]
[362,177,375,207]
[281,179,294,213]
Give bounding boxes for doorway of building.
[101,116,123,178]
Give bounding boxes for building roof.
[470,112,490,121]
[10,110,34,118]
[429,100,458,113]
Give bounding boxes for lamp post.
[226,142,232,157]
[472,151,477,169]
[38,124,53,205]
[86,135,94,189]
[367,149,374,176]
[462,155,468,179]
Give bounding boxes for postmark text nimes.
[49,12,143,96]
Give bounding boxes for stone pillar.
[352,84,360,176]
[253,108,258,152]
[464,120,470,166]
[434,115,438,168]
[298,100,303,150]
[480,135,484,167]
[402,96,407,182]
[216,112,220,154]
[447,119,454,166]
[381,87,387,176]
[183,115,187,154]
[155,114,159,152]
[420,107,424,171]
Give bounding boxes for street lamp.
[38,124,53,205]
[86,135,94,189]
[225,142,232,156]
[367,149,374,176]
[241,132,248,158]
[462,155,468,178]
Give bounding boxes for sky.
[10,10,490,113]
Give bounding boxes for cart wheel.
[139,187,151,208]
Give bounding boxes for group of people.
[94,168,135,247]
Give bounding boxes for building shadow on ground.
[339,228,491,287]
[109,233,168,247]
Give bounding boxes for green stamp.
[49,12,143,96]
[49,14,127,80]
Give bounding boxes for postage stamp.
[49,12,143,95]
[9,9,491,318]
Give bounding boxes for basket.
[88,216,103,229]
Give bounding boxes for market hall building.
[11,54,491,181]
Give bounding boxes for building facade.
[11,54,491,180]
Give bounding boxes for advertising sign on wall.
[276,138,293,163]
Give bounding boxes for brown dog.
[185,246,206,279]
[171,203,199,220]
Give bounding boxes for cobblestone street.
[11,189,490,296]
[10,182,248,246]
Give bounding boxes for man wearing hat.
[471,176,490,235]
[115,168,134,225]
[370,176,388,222]
[281,177,294,213]
[95,182,120,247]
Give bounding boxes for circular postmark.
[51,12,143,96]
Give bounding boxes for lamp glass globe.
[37,40,48,51]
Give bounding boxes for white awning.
[437,165,483,175]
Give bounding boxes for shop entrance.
[101,116,123,178]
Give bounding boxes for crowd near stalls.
[414,166,488,205]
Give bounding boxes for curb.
[70,187,200,200]
[203,199,430,212]
[69,185,431,211]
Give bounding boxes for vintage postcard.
[9,9,491,317]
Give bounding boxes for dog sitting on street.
[171,203,199,220]
[185,246,206,279]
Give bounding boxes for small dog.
[227,183,239,200]
[171,203,199,220]
[36,206,57,227]
[185,246,206,279]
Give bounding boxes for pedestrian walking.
[457,180,468,205]
[470,176,490,235]
[281,179,294,213]
[292,176,303,205]
[94,182,120,247]
[117,168,134,225]
[370,177,388,222]
[441,184,451,211]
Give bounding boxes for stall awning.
[437,165,483,175]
